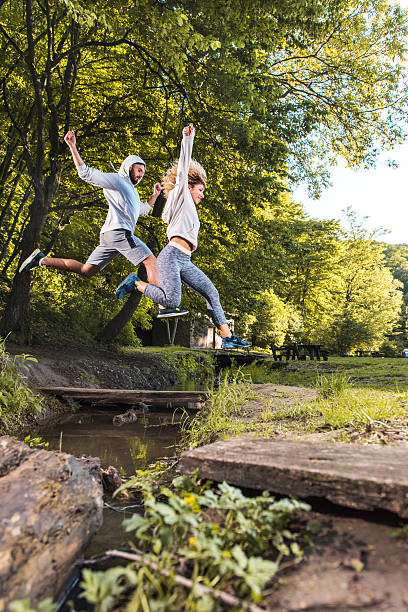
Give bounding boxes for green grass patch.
[181,372,256,448]
[188,364,408,443]
[237,356,408,391]
[264,387,408,431]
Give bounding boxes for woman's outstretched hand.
[184,123,194,136]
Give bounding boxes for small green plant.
[79,475,310,610]
[390,524,408,540]
[315,371,351,398]
[8,598,57,612]
[22,435,50,449]
[181,370,256,448]
[0,338,44,434]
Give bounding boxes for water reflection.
[42,407,182,474]
[41,405,186,561]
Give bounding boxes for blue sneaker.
[19,249,45,273]
[115,272,140,299]
[221,333,251,350]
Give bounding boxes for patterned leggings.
[144,244,227,326]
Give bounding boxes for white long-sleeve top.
[162,129,200,251]
[77,155,152,233]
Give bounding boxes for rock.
[181,437,408,518]
[0,436,103,610]
[112,408,139,426]
[102,466,123,492]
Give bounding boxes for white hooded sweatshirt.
[162,129,200,251]
[77,155,151,233]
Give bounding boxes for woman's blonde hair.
[162,158,207,198]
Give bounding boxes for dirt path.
[266,509,408,611]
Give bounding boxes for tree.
[1,0,407,342]
[320,212,403,352]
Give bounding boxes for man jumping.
[20,131,175,304]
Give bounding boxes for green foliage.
[22,435,49,449]
[244,289,288,348]
[79,475,310,610]
[162,351,215,384]
[390,525,408,540]
[1,0,408,343]
[0,339,43,434]
[8,599,57,612]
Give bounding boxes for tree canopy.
[0,0,407,350]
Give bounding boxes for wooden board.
[181,437,408,517]
[37,386,207,406]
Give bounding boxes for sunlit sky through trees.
[291,1,408,245]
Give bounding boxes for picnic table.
[271,343,328,361]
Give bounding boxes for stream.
[40,401,189,558]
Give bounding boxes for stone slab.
[181,437,408,517]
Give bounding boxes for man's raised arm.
[64,131,84,168]
[64,130,115,190]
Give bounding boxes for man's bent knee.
[82,264,99,278]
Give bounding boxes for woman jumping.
[116,123,249,349]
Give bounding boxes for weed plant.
[0,338,43,434]
[181,371,256,448]
[78,474,310,610]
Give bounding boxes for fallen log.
[37,386,206,406]
[0,436,103,610]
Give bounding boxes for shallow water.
[41,404,185,557]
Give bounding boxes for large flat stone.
[181,438,408,517]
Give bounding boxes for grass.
[237,356,408,391]
[0,338,44,434]
[181,371,256,449]
[184,359,408,446]
[262,387,408,431]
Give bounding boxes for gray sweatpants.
[144,244,228,327]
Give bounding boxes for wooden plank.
[181,438,408,517]
[37,386,207,406]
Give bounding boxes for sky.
[291,1,408,245]
[291,144,408,244]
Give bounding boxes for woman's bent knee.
[163,297,180,309]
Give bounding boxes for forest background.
[1,0,408,355]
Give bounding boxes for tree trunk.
[98,289,143,342]
[0,190,49,342]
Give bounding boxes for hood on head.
[118,155,146,185]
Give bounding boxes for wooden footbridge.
[38,386,207,407]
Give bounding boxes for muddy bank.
[8,343,190,389]
[4,342,212,433]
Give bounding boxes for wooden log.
[181,438,408,517]
[0,436,103,610]
[37,386,206,406]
